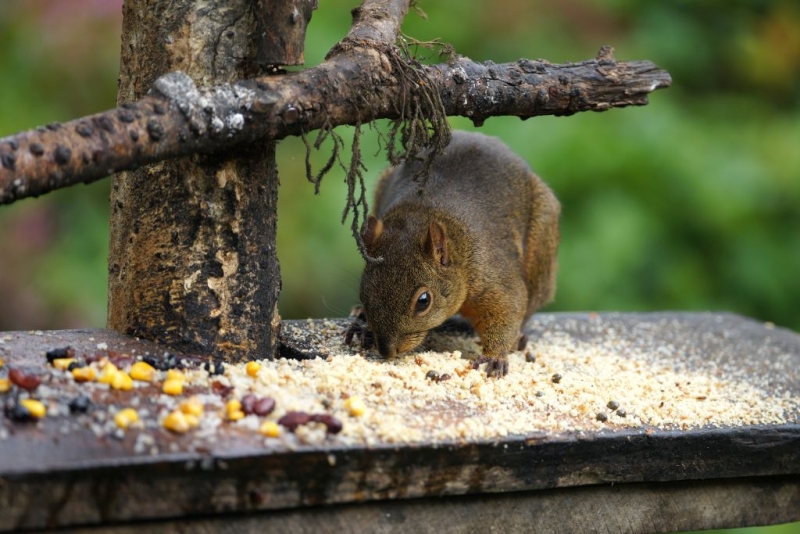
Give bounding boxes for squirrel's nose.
[376,337,396,358]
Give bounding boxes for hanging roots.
[302,39,452,262]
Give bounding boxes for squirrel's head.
[359,214,467,358]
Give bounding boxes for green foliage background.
[0,1,798,532]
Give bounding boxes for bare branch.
[0,0,671,205]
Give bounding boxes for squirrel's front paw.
[472,355,509,378]
[343,319,375,350]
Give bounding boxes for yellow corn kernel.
[166,369,185,381]
[20,399,46,418]
[111,371,134,391]
[179,397,204,417]
[259,420,280,437]
[162,378,183,396]
[129,361,156,382]
[226,399,244,421]
[52,358,76,371]
[184,414,200,428]
[0,357,5,368]
[0,378,10,393]
[97,362,119,384]
[163,410,190,433]
[345,396,366,417]
[246,361,261,377]
[72,366,96,382]
[114,408,139,429]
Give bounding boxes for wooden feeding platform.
[0,312,798,532]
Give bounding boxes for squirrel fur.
[359,130,560,377]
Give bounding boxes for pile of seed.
[0,319,798,452]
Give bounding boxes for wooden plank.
[0,312,797,531]
[57,476,800,534]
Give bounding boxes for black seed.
[118,109,135,123]
[130,130,140,142]
[152,103,165,115]
[67,361,86,371]
[203,360,224,375]
[607,400,620,411]
[535,391,544,397]
[142,355,158,368]
[439,373,451,382]
[147,120,164,141]
[525,351,536,363]
[1,152,16,170]
[46,347,74,363]
[551,373,562,384]
[596,412,608,422]
[46,122,62,131]
[29,143,45,156]
[425,370,440,381]
[616,409,627,418]
[162,353,179,370]
[68,395,91,414]
[121,102,137,109]
[54,145,72,165]
[6,403,33,422]
[7,140,18,150]
[76,122,94,137]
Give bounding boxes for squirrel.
[356,130,560,377]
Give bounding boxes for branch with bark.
[0,0,671,206]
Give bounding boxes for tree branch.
[0,0,670,205]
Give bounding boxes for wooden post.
[108,1,311,361]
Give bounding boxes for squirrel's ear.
[427,221,450,267]
[362,215,383,252]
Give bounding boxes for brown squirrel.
[357,131,560,377]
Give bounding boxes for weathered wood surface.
[0,312,798,532]
[57,477,800,534]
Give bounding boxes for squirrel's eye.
[415,291,431,314]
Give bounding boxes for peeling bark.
[108,0,283,362]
